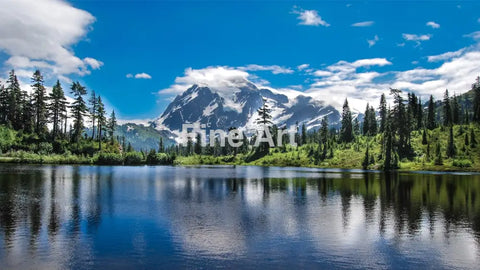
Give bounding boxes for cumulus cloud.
[158,66,251,96]
[297,64,310,71]
[426,21,440,29]
[239,64,294,74]
[352,21,374,27]
[292,6,330,27]
[0,0,101,76]
[126,72,152,79]
[367,35,379,47]
[135,73,152,79]
[304,47,480,112]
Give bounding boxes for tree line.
[0,69,117,154]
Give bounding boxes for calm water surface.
[0,164,479,269]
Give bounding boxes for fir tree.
[379,93,387,132]
[427,95,436,130]
[158,137,164,153]
[340,98,354,143]
[0,83,8,124]
[362,144,370,169]
[471,129,477,148]
[446,126,456,158]
[301,123,307,145]
[422,129,428,145]
[353,117,360,136]
[443,89,452,126]
[194,133,202,155]
[70,82,88,142]
[434,143,443,165]
[473,76,480,123]
[48,80,67,139]
[452,94,460,124]
[320,116,328,143]
[6,70,22,129]
[107,110,117,142]
[31,70,48,135]
[96,96,106,150]
[89,90,98,139]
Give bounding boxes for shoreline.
[2,155,479,173]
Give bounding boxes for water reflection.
[0,165,479,269]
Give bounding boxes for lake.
[0,164,479,269]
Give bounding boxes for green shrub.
[124,151,144,165]
[95,152,123,165]
[452,159,472,168]
[36,142,53,155]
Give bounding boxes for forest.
[1,69,480,171]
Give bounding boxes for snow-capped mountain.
[152,80,341,135]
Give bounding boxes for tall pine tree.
[48,80,67,139]
[70,82,88,142]
[427,95,436,130]
[31,70,48,135]
[340,98,354,143]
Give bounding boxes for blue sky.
[1,0,480,120]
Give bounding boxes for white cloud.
[126,73,152,79]
[426,21,440,29]
[158,66,251,96]
[239,64,294,74]
[403,33,431,41]
[0,0,100,76]
[464,31,480,40]
[134,73,152,79]
[292,6,330,27]
[427,48,465,62]
[367,35,379,47]
[297,64,310,71]
[305,46,480,112]
[352,21,374,27]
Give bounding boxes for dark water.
[0,165,479,269]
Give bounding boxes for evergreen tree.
[427,95,436,130]
[465,133,469,147]
[20,90,34,133]
[434,143,443,165]
[446,126,456,158]
[379,93,387,132]
[89,90,98,139]
[362,144,370,169]
[353,117,360,136]
[96,96,106,150]
[31,70,48,135]
[301,123,307,145]
[256,98,273,153]
[473,76,480,123]
[443,89,452,126]
[70,82,88,142]
[107,110,117,142]
[340,98,354,143]
[6,70,22,129]
[158,137,164,153]
[383,108,395,171]
[48,80,67,139]
[471,129,477,148]
[0,82,8,124]
[422,129,428,145]
[452,94,460,124]
[194,132,202,155]
[363,104,370,135]
[320,116,328,143]
[390,88,411,157]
